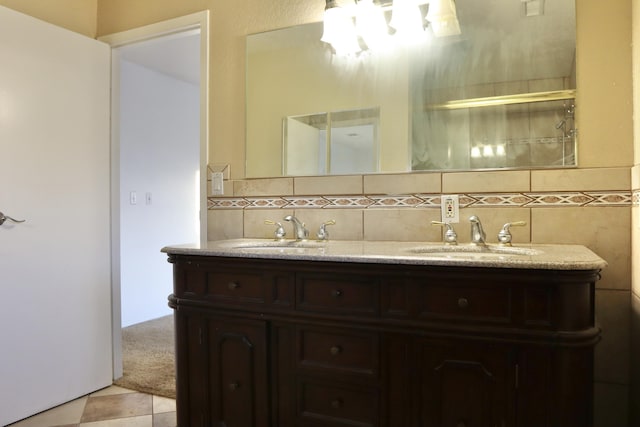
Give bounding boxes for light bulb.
[390,0,424,39]
[322,2,362,55]
[356,0,390,50]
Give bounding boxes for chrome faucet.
[469,215,486,246]
[264,220,286,240]
[284,215,309,241]
[497,221,527,246]
[317,220,336,241]
[431,221,458,245]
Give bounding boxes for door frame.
[99,11,210,377]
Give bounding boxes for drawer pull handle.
[330,345,342,355]
[228,282,240,290]
[458,297,469,308]
[229,381,240,390]
[331,289,343,298]
[330,398,343,409]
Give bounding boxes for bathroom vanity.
[164,240,606,427]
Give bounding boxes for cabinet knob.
[330,398,343,409]
[228,282,239,290]
[330,345,342,355]
[331,289,343,298]
[229,381,240,391]
[457,297,469,308]
[456,421,467,427]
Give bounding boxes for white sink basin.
[406,244,541,258]
[218,239,327,251]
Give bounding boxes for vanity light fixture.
[390,0,425,38]
[425,0,461,37]
[321,0,362,55]
[356,0,390,50]
[321,0,460,54]
[472,144,505,158]
[483,145,495,157]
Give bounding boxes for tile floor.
[7,385,175,427]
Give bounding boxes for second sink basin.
[406,244,541,259]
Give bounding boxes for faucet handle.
[431,221,458,245]
[264,220,286,240]
[497,221,527,246]
[317,220,336,241]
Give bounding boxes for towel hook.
[0,211,26,226]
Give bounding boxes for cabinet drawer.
[417,283,512,324]
[297,327,379,377]
[297,378,379,427]
[296,273,378,315]
[206,271,265,303]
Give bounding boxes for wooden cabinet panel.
[168,255,600,427]
[296,272,379,315]
[297,326,379,377]
[206,317,269,427]
[417,283,512,324]
[297,377,380,427]
[416,340,514,427]
[206,271,266,303]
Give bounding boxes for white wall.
[119,59,200,327]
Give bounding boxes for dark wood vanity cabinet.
[167,255,600,427]
[173,312,269,427]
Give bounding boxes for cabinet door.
[416,339,514,427]
[206,317,269,427]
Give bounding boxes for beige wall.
[0,0,97,37]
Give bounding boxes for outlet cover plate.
[441,195,460,223]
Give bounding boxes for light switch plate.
[211,171,224,195]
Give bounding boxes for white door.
[0,7,112,426]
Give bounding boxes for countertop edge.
[161,240,608,271]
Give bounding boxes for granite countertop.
[162,239,607,271]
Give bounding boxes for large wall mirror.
[246,0,576,178]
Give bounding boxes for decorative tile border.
[209,191,633,210]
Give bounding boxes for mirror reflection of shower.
[555,102,576,165]
[555,103,575,138]
[283,107,380,176]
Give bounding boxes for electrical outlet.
[441,195,460,223]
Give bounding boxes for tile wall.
[208,166,632,426]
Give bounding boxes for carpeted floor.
[113,314,176,399]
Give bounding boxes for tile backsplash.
[211,190,632,210]
[207,167,631,293]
